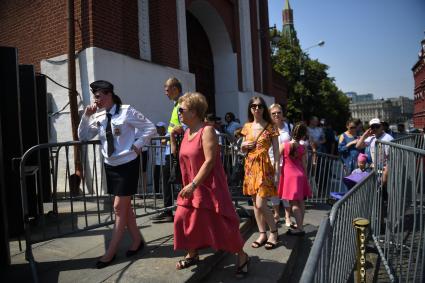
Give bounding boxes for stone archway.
[186,11,216,113]
[186,0,239,118]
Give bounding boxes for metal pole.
[353,217,369,283]
[67,0,82,179]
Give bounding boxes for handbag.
[229,124,269,185]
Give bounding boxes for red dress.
[174,126,244,253]
[278,142,312,200]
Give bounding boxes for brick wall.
[92,0,139,60]
[0,0,140,72]
[149,0,179,69]
[0,0,92,72]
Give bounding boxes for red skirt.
[174,205,244,253]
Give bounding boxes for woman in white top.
[78,80,156,268]
[268,104,293,227]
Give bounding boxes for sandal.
[235,253,250,278]
[251,231,267,248]
[176,254,199,270]
[265,230,278,250]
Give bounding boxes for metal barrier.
[306,151,344,204]
[301,138,425,282]
[371,140,425,282]
[392,133,425,150]
[18,139,177,282]
[299,172,376,283]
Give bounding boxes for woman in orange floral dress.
[241,96,280,249]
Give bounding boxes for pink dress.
[278,142,312,200]
[174,126,244,253]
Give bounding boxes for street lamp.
[300,40,325,76]
[299,40,325,120]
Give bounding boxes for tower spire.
[282,0,298,46]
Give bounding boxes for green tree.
[272,34,350,132]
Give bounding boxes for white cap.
[369,118,381,126]
[156,121,166,127]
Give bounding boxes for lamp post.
[299,40,325,121]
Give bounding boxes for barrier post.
[353,217,369,283]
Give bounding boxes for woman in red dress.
[173,92,249,278]
[278,123,312,235]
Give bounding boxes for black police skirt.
[104,156,140,196]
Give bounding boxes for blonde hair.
[178,92,208,119]
[269,103,283,112]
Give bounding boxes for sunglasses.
[178,107,189,113]
[250,104,264,110]
[349,126,357,130]
[271,111,282,116]
[370,124,380,130]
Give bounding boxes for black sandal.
[235,253,250,278]
[176,254,199,270]
[251,231,267,248]
[265,230,278,250]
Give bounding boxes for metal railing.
[371,140,425,282]
[306,151,344,204]
[18,138,179,282]
[301,135,425,282]
[299,172,376,283]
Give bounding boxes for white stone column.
[176,0,189,72]
[138,0,151,61]
[238,0,254,92]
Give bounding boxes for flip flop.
[176,255,199,270]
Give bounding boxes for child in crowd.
[351,153,369,174]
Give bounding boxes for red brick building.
[413,35,425,129]
[0,0,287,141]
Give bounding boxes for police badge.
[114,127,121,136]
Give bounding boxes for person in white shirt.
[307,116,326,153]
[268,104,293,227]
[78,80,156,268]
[356,118,394,188]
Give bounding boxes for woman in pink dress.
[278,123,312,235]
[173,92,249,278]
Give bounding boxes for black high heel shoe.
[96,255,116,269]
[265,230,278,250]
[126,240,145,258]
[235,253,250,278]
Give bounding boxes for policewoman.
[78,80,156,268]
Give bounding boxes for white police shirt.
[78,104,156,166]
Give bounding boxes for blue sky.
[267,0,425,99]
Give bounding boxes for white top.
[152,135,170,165]
[269,123,291,165]
[78,104,156,166]
[364,132,394,165]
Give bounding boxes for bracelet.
[191,181,197,190]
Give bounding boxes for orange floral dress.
[241,123,279,198]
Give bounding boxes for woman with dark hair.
[338,119,361,175]
[78,80,156,268]
[241,96,280,250]
[278,123,312,236]
[224,112,241,137]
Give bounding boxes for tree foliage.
[272,34,350,132]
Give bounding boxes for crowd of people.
[77,76,408,278]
